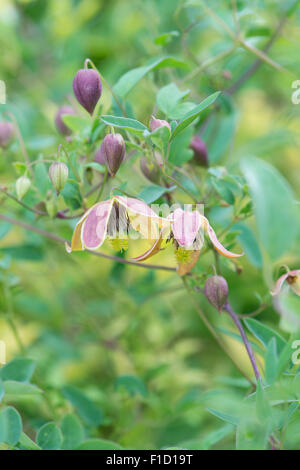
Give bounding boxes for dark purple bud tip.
[189,136,208,167]
[73,68,102,115]
[150,116,171,132]
[0,121,14,148]
[55,106,76,136]
[204,275,229,312]
[101,133,125,176]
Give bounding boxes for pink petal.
[271,269,300,296]
[203,217,244,258]
[115,195,160,219]
[82,200,112,249]
[172,208,202,248]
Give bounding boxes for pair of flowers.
[67,196,243,275]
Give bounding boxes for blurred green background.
[0,0,300,450]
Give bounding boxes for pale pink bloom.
[66,195,161,253]
[271,269,300,296]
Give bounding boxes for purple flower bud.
[150,116,171,132]
[94,145,107,165]
[100,133,125,176]
[0,121,14,148]
[140,152,162,183]
[189,136,208,167]
[204,275,229,312]
[55,106,76,135]
[73,69,102,115]
[49,162,69,194]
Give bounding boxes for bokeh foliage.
[0,0,300,450]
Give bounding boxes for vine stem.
[182,277,255,386]
[223,300,261,381]
[0,214,176,272]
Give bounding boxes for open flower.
[133,208,243,276]
[66,196,161,253]
[271,269,300,296]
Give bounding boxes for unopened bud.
[94,145,107,165]
[140,152,162,183]
[150,116,171,132]
[204,275,228,312]
[16,176,31,200]
[0,121,14,148]
[73,68,102,115]
[49,162,69,194]
[100,133,125,176]
[55,106,76,135]
[190,136,208,167]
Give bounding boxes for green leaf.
[19,432,41,450]
[3,380,43,398]
[34,159,52,198]
[76,439,123,450]
[265,338,278,385]
[115,375,148,398]
[171,91,220,139]
[138,184,175,204]
[84,162,106,173]
[244,318,287,354]
[233,222,262,268]
[36,422,62,450]
[61,115,90,133]
[100,115,147,134]
[0,358,36,383]
[241,156,299,260]
[60,413,84,450]
[168,126,194,166]
[180,424,234,450]
[156,83,190,117]
[256,380,271,420]
[61,181,82,210]
[62,386,103,427]
[206,407,239,426]
[0,406,22,446]
[154,31,179,46]
[114,56,188,98]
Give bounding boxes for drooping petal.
[172,208,202,248]
[176,250,200,276]
[115,195,162,239]
[81,200,113,249]
[271,269,300,296]
[202,216,243,258]
[66,211,89,253]
[271,272,290,296]
[132,227,170,262]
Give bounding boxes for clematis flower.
[271,269,300,297]
[133,208,243,276]
[66,196,161,253]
